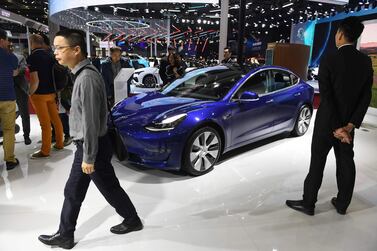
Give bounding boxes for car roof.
[188,64,294,76]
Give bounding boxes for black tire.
[292,105,312,136]
[142,74,157,88]
[15,124,20,134]
[182,127,222,176]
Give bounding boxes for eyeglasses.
[52,45,74,52]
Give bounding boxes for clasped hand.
[82,162,95,174]
[333,123,354,144]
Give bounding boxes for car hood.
[112,92,213,126]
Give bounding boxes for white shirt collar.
[337,43,353,50]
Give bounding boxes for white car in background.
[132,67,163,88]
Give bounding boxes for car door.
[229,70,275,147]
[269,70,302,131]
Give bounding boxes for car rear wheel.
[292,105,312,136]
[183,127,222,176]
[143,74,157,88]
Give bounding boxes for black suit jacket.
[159,56,169,85]
[316,45,373,131]
[101,58,132,97]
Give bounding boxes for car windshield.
[161,68,243,100]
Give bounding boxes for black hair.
[338,16,364,43]
[55,29,87,57]
[224,47,232,54]
[0,28,7,40]
[40,33,50,46]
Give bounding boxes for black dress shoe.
[331,197,346,215]
[38,232,74,249]
[24,136,32,145]
[286,199,315,216]
[6,158,19,171]
[110,216,143,234]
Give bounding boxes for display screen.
[290,21,316,64]
[359,20,377,108]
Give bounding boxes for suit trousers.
[303,124,355,211]
[58,133,138,238]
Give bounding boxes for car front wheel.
[183,127,222,176]
[143,74,157,88]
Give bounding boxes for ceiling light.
[283,2,294,8]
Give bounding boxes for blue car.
[112,65,314,176]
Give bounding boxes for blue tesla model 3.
[111,65,314,176]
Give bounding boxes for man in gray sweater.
[38,29,142,249]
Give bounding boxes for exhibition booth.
[1,1,377,250]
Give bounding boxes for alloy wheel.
[190,131,220,172]
[297,107,311,134]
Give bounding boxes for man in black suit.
[286,16,373,216]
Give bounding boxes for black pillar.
[237,0,246,64]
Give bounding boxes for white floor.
[1,111,377,251]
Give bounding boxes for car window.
[291,73,299,85]
[235,70,268,98]
[162,69,242,100]
[269,70,292,92]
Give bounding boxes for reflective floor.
[1,111,377,251]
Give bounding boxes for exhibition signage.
[49,0,219,16]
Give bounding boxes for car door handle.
[294,92,301,97]
[265,99,274,104]
[223,112,232,120]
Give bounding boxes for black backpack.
[52,62,70,92]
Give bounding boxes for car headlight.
[145,114,187,132]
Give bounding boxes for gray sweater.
[70,59,108,164]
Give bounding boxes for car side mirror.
[239,91,259,102]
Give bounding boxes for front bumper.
[119,126,189,170]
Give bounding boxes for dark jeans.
[303,125,355,211]
[58,133,138,237]
[60,113,70,137]
[14,85,30,137]
[52,113,70,138]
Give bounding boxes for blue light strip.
[311,22,332,66]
